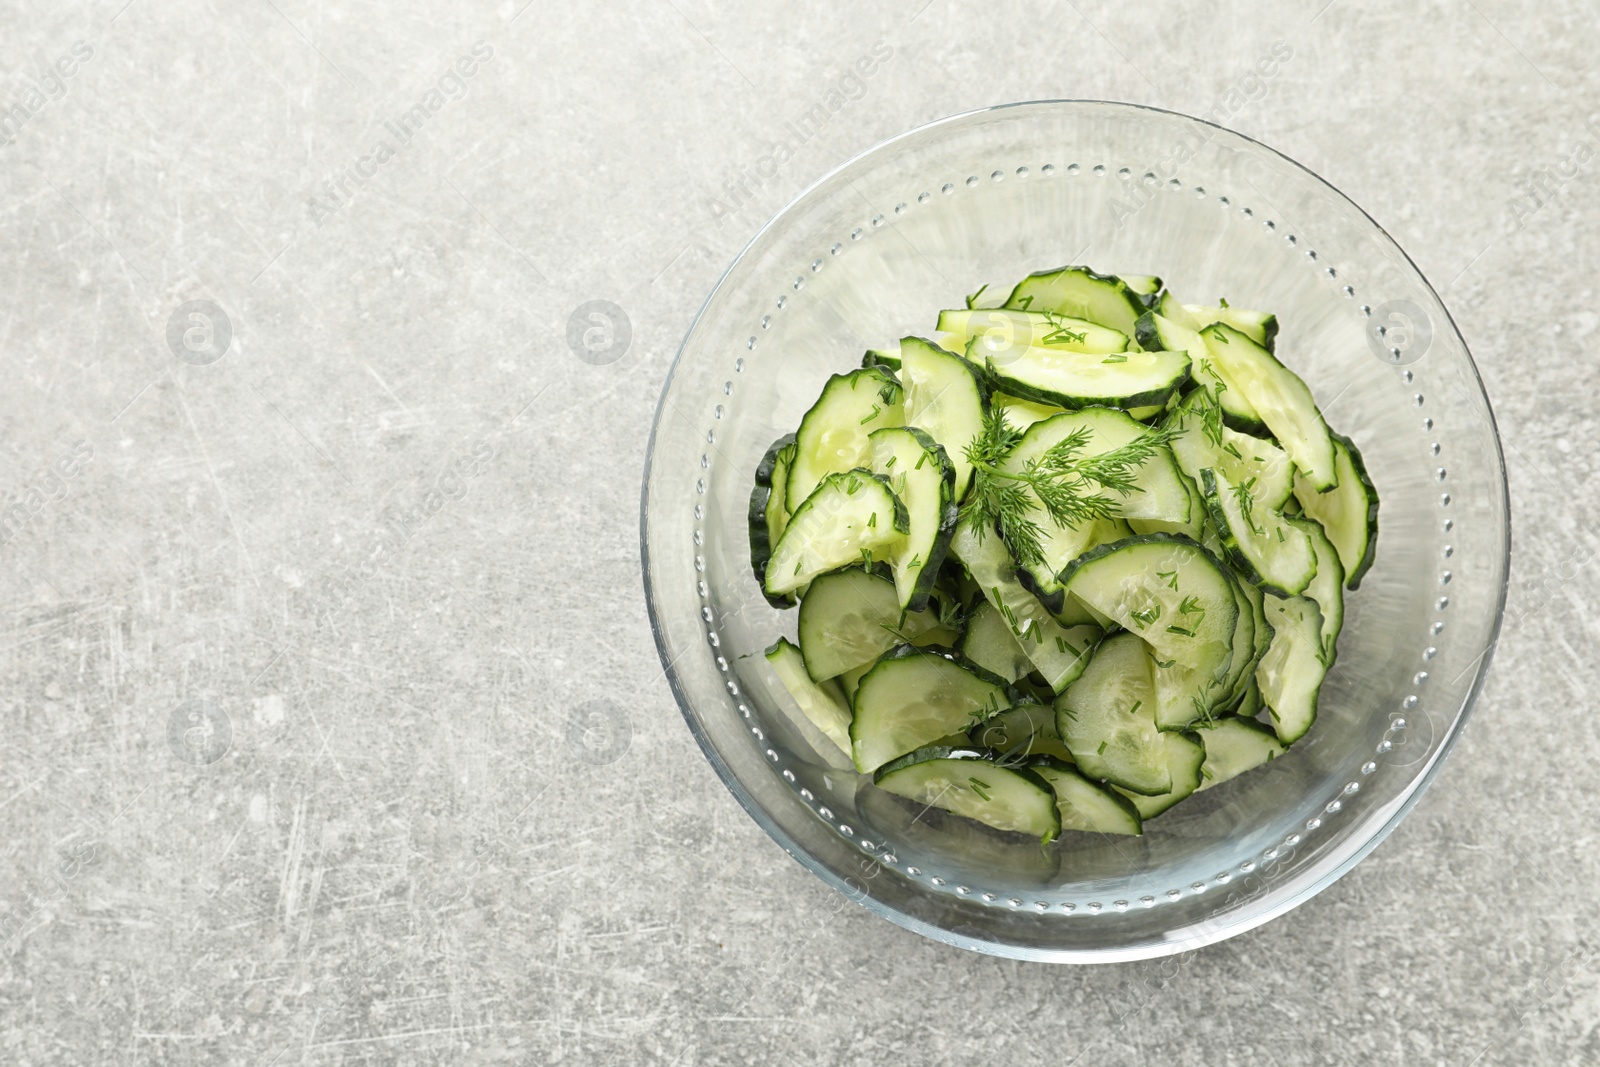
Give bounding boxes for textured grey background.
[0,0,1596,1064]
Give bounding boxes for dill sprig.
[1231,475,1264,536]
[959,408,1178,569]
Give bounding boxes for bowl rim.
[640,98,1511,962]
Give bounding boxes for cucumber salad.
[751,266,1378,845]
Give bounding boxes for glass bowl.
[641,100,1509,962]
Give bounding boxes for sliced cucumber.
[958,601,1035,683]
[977,340,1190,412]
[1289,515,1345,661]
[1200,323,1337,490]
[1134,311,1265,433]
[1196,717,1287,789]
[1185,303,1280,351]
[1056,633,1170,796]
[949,524,1099,693]
[1294,432,1379,589]
[765,470,909,598]
[936,308,1128,356]
[898,337,986,499]
[1150,571,1251,728]
[992,391,1068,432]
[765,638,852,759]
[968,702,1075,762]
[749,433,798,608]
[1004,266,1148,337]
[850,645,1010,773]
[1119,274,1163,302]
[868,426,958,612]
[1114,730,1205,819]
[786,366,905,506]
[1255,594,1326,744]
[1201,467,1318,598]
[1233,678,1263,720]
[1059,534,1239,675]
[1029,757,1143,836]
[1168,391,1293,509]
[1000,409,1194,602]
[796,567,937,681]
[861,348,900,371]
[873,747,1061,843]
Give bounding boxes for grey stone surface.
[0,0,1595,1063]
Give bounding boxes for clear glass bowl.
[641,101,1509,962]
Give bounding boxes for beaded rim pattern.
[693,160,1450,914]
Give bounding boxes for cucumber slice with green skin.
[992,392,1068,432]
[1288,515,1345,662]
[1200,323,1337,490]
[1029,757,1143,836]
[1201,467,1318,598]
[839,659,872,704]
[976,338,1191,412]
[1120,275,1163,303]
[868,426,958,612]
[862,348,900,371]
[1004,266,1149,337]
[765,470,909,598]
[1150,571,1252,729]
[898,337,986,500]
[1059,534,1239,674]
[850,644,1011,773]
[873,747,1062,844]
[1168,391,1293,509]
[749,434,798,608]
[949,524,1098,693]
[765,638,852,759]
[796,567,939,681]
[1195,717,1288,789]
[1113,730,1205,819]
[1056,633,1171,795]
[936,308,1129,356]
[1255,593,1327,744]
[1293,432,1379,590]
[1233,678,1263,720]
[786,366,905,507]
[958,601,1035,683]
[1185,303,1280,351]
[968,702,1075,762]
[1135,312,1266,435]
[1000,409,1194,603]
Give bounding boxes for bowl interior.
[643,101,1508,961]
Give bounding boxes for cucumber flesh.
[1029,756,1143,836]
[1134,311,1264,432]
[935,308,1128,356]
[1056,633,1171,795]
[1004,266,1149,337]
[949,525,1098,692]
[765,638,852,761]
[1255,594,1326,744]
[1293,432,1379,590]
[1059,534,1238,674]
[1114,731,1205,819]
[868,426,958,612]
[979,341,1190,412]
[1185,303,1279,350]
[1196,717,1287,789]
[786,366,905,506]
[968,702,1075,762]
[796,567,938,681]
[1168,391,1294,510]
[1202,467,1318,598]
[1200,323,1336,491]
[958,601,1034,683]
[765,470,908,598]
[850,645,1010,773]
[898,337,986,500]
[1289,515,1345,661]
[873,747,1062,843]
[749,433,798,608]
